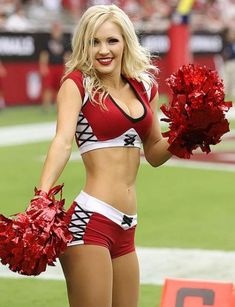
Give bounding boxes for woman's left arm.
[143,92,172,167]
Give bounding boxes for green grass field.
[0,278,161,307]
[0,105,234,306]
[0,105,57,127]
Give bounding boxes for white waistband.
[79,128,142,154]
[74,191,137,229]
[79,140,141,154]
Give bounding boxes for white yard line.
[0,107,234,147]
[1,121,235,173]
[0,122,56,147]
[228,106,235,119]
[165,158,235,172]
[41,151,235,173]
[1,247,235,285]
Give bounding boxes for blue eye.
[108,38,119,44]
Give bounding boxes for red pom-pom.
[0,184,73,276]
[161,64,233,158]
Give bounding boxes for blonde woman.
[38,4,171,307]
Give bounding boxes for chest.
[107,85,144,119]
[80,90,153,141]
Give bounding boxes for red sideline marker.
[160,278,234,307]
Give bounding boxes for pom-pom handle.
[34,184,64,201]
[0,184,73,276]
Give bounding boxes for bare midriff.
[82,147,140,215]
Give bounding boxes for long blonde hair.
[64,4,158,107]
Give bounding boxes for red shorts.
[67,191,137,259]
[42,64,64,91]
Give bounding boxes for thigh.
[112,251,140,307]
[60,244,113,307]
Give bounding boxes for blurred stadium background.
[0,0,235,306]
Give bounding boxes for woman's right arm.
[38,79,82,193]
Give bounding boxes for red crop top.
[64,70,157,154]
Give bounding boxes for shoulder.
[57,77,83,112]
[142,72,158,102]
[129,73,158,102]
[63,69,84,83]
[149,78,158,102]
[62,70,85,98]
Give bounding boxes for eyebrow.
[93,35,121,40]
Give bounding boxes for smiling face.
[89,20,125,78]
